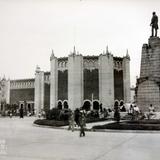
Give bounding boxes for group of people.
[128,104,156,120]
[68,109,86,137]
[128,104,141,120]
[6,107,24,118]
[7,106,34,118]
[113,101,157,121]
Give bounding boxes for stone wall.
[137,37,160,111]
[9,79,35,105]
[34,68,44,114]
[68,54,83,110]
[140,37,160,78]
[99,54,114,108]
[137,80,160,111]
[10,88,34,104]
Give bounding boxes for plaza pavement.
[0,117,160,160]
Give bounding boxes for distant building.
[0,48,131,114]
[10,79,35,114]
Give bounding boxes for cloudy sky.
[0,0,160,86]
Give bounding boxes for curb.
[33,123,92,131]
[33,123,67,130]
[33,123,160,134]
[91,128,160,133]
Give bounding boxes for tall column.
[122,51,131,103]
[5,79,10,104]
[50,51,58,109]
[99,53,114,108]
[34,66,44,115]
[68,48,83,110]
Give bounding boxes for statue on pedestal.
[150,12,159,37]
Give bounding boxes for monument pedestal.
[136,37,160,111]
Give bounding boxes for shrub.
[92,120,160,130]
[86,117,107,123]
[86,110,99,119]
[46,108,71,121]
[59,109,71,121]
[46,108,61,120]
[34,119,69,127]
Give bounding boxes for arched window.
[63,101,68,109]
[57,101,62,110]
[120,100,124,106]
[83,101,91,111]
[93,101,99,110]
[114,100,119,107]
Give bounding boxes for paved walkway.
[0,117,160,160]
[60,119,114,130]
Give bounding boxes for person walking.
[19,106,24,118]
[74,108,80,127]
[68,111,75,132]
[79,112,86,137]
[114,103,120,123]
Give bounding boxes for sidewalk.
[60,120,114,130]
[60,119,160,133]
[1,117,160,160]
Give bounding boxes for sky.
[0,0,160,86]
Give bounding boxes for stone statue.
[150,12,159,37]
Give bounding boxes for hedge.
[34,117,108,127]
[92,120,160,130]
[34,119,69,127]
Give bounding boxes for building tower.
[34,66,44,114]
[50,50,58,109]
[98,49,114,107]
[68,47,83,110]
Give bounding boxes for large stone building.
[35,48,130,113]
[0,48,131,114]
[136,37,160,111]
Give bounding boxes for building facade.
[0,78,35,114]
[0,48,130,114]
[35,48,130,112]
